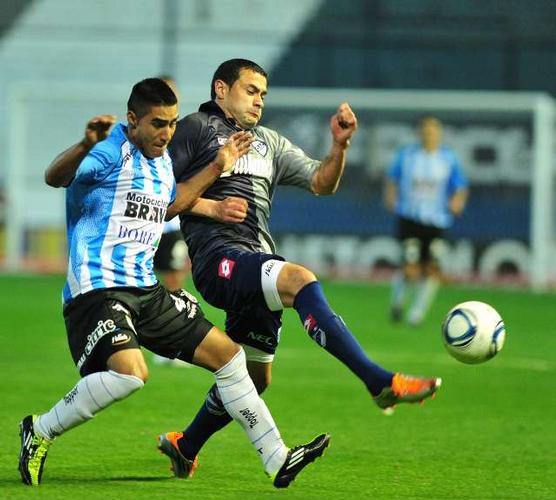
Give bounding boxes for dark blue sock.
[178,384,232,459]
[293,281,393,396]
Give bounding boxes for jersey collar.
[199,100,250,131]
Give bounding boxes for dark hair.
[127,78,177,119]
[210,59,267,99]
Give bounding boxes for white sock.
[34,370,144,440]
[408,277,440,324]
[391,270,406,308]
[214,348,288,476]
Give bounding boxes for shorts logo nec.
[218,258,236,279]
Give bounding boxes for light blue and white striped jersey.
[63,123,176,303]
[387,144,467,229]
[162,216,181,233]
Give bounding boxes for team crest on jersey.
[218,258,236,280]
[251,140,268,157]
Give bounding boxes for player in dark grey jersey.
[161,59,442,474]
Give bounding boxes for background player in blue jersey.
[18,78,329,488]
[161,59,443,475]
[384,116,468,326]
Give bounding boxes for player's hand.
[449,197,465,216]
[215,196,248,223]
[82,114,117,147]
[215,131,253,172]
[330,102,357,147]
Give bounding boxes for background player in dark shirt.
[162,59,442,475]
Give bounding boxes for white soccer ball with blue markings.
[442,301,506,364]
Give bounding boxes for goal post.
[530,95,555,290]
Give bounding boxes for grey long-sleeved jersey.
[169,100,321,268]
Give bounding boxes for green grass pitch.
[0,274,555,499]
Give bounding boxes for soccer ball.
[441,301,506,364]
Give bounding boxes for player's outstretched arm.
[44,114,116,187]
[310,102,357,195]
[166,131,252,219]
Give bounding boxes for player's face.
[419,118,442,151]
[128,104,179,158]
[219,69,267,129]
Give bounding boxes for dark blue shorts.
[192,248,285,355]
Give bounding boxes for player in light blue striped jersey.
[385,116,468,326]
[18,78,329,488]
[62,112,175,302]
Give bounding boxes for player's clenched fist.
[330,102,357,147]
[83,115,117,147]
[215,196,248,223]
